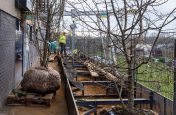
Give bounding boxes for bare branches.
[32,0,66,67]
[67,0,176,110]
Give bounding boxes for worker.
[49,39,58,54]
[58,32,67,56]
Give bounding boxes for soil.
[78,105,115,115]
[75,67,89,71]
[99,106,158,115]
[73,84,106,96]
[74,75,94,81]
[74,75,117,114]
[72,68,158,115]
[0,60,68,115]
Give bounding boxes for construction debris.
[84,61,124,82]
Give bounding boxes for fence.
[59,32,176,114]
[136,83,173,115]
[59,55,176,115]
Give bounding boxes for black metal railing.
[59,56,174,115]
[58,57,79,115]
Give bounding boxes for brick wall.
[0,10,16,107]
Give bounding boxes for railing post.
[149,92,154,110]
[173,39,176,115]
[94,102,97,115]
[82,84,84,96]
[164,97,166,115]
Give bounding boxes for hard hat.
[62,32,66,35]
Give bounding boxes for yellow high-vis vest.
[59,35,66,44]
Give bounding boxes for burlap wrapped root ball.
[21,67,61,95]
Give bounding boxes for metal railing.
[58,57,79,115]
[136,83,173,115]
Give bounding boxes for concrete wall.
[0,0,21,18]
[0,10,16,107]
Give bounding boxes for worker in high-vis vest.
[59,32,67,56]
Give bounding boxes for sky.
[61,0,176,37]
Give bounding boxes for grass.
[117,55,174,100]
[137,62,173,100]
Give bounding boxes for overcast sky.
[62,0,176,36]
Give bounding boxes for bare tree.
[67,0,176,112]
[32,0,65,67]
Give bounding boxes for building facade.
[0,0,38,107]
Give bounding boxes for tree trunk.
[41,0,51,67]
[127,64,134,111]
[41,41,49,67]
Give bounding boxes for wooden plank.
[80,81,113,84]
[90,71,99,77]
[84,61,121,81]
[7,95,26,106]
[83,108,96,115]
[86,63,99,77]
[26,93,55,106]
[80,81,115,89]
[7,93,55,106]
[49,54,57,62]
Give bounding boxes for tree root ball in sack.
[21,67,61,95]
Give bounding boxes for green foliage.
[158,57,165,63]
[117,55,174,100]
[138,62,173,100]
[116,55,128,74]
